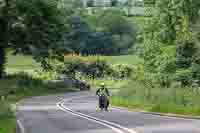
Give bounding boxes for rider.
[96,82,110,111]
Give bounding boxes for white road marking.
[17,120,25,133]
[17,94,138,133]
[18,105,59,111]
[58,104,125,133]
[57,96,138,133]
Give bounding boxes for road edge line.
[112,106,200,120]
[57,96,138,133]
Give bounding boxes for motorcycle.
[98,93,109,111]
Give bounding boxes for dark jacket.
[96,87,110,97]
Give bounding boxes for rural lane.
[16,91,200,133]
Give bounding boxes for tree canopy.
[143,0,200,86]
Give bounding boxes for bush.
[176,69,193,86]
[58,55,135,79]
[112,64,134,79]
[58,56,113,79]
[13,73,43,91]
[0,73,43,97]
[34,70,57,80]
[83,59,111,79]
[0,102,13,119]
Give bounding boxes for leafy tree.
[144,0,156,6]
[64,16,91,55]
[111,0,119,7]
[143,0,200,86]
[84,31,115,55]
[72,0,84,8]
[0,0,10,78]
[98,10,136,53]
[87,0,94,7]
[0,0,69,73]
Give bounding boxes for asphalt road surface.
[16,91,200,133]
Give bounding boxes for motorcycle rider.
[96,82,110,111]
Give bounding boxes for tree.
[98,10,137,53]
[87,0,94,7]
[0,0,10,78]
[0,47,6,78]
[111,0,119,7]
[64,16,117,55]
[144,0,156,6]
[143,0,200,86]
[84,32,115,55]
[0,0,69,73]
[64,16,91,55]
[124,0,134,16]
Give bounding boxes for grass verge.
[111,80,200,117]
[0,101,15,133]
[0,118,15,133]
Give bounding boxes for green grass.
[6,52,40,73]
[7,52,142,71]
[103,55,143,65]
[111,80,200,116]
[112,96,200,116]
[0,118,15,133]
[127,16,150,29]
[0,73,78,102]
[75,55,143,66]
[0,101,15,133]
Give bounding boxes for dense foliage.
[55,55,133,79]
[0,0,137,76]
[143,0,200,87]
[0,0,68,77]
[64,10,137,56]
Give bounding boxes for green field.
[103,55,143,65]
[7,52,39,70]
[127,16,150,29]
[7,53,142,71]
[0,119,15,133]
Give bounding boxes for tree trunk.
[0,46,6,79]
[0,0,9,79]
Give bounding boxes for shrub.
[15,72,43,88]
[0,102,13,119]
[83,59,110,78]
[59,55,135,79]
[176,69,193,86]
[58,57,113,79]
[112,64,134,79]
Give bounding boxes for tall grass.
[111,80,200,116]
[0,102,13,119]
[0,72,77,102]
[0,102,15,133]
[0,118,15,133]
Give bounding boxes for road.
[16,91,200,133]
